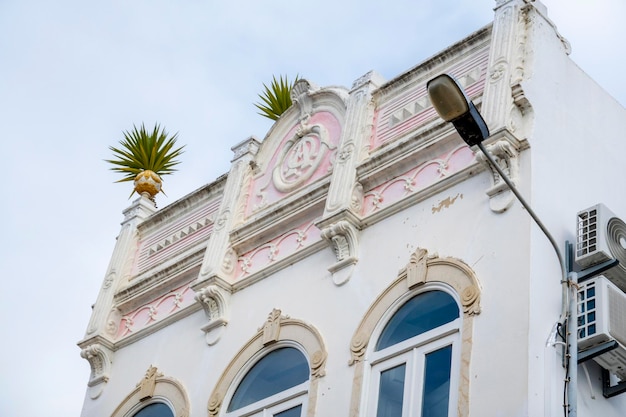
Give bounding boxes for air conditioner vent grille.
[578,280,598,340]
[609,285,626,347]
[577,208,598,257]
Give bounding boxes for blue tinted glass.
[421,345,452,417]
[275,405,302,417]
[228,347,309,411]
[376,363,406,417]
[376,291,459,351]
[133,403,174,417]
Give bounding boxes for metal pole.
[567,271,579,417]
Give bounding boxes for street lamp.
[427,73,577,416]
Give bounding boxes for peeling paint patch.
[432,193,463,214]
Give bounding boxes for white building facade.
[78,1,626,416]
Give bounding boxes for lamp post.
[427,74,577,416]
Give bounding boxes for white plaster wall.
[82,165,537,417]
[520,6,626,416]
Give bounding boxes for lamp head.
[427,74,489,146]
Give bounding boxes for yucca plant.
[106,123,185,202]
[254,75,299,121]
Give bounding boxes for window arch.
[226,346,310,416]
[109,366,190,417]
[348,248,481,417]
[208,309,327,417]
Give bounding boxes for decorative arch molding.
[348,248,481,417]
[110,366,190,417]
[207,309,327,417]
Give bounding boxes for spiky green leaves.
[254,75,299,121]
[106,123,185,183]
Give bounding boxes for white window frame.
[365,290,461,417]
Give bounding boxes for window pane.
[133,403,174,417]
[376,291,459,351]
[274,404,302,417]
[228,347,309,411]
[421,345,452,417]
[376,363,406,417]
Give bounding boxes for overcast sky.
[1,1,624,416]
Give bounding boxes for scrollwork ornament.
[311,350,327,378]
[461,285,481,315]
[349,332,368,365]
[208,392,222,417]
[350,182,364,213]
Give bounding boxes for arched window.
[208,309,327,417]
[132,402,174,417]
[348,248,481,417]
[369,290,460,417]
[226,346,310,416]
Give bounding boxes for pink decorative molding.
[371,48,489,150]
[116,283,195,339]
[245,112,341,216]
[234,220,322,279]
[362,145,475,216]
[132,199,221,276]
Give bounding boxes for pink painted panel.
[362,145,475,216]
[116,282,195,339]
[131,198,221,277]
[234,220,322,280]
[371,47,489,150]
[245,112,341,216]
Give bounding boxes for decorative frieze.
[362,145,475,217]
[116,283,196,340]
[234,220,322,280]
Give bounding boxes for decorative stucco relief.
[116,283,196,340]
[80,343,113,399]
[132,200,220,277]
[246,111,341,216]
[234,220,322,280]
[371,49,489,150]
[362,145,475,216]
[110,366,190,417]
[475,139,520,213]
[194,285,230,345]
[320,219,360,286]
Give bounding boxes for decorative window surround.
[348,248,481,417]
[110,366,190,417]
[207,309,327,417]
[79,342,113,400]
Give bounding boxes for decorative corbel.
[320,220,360,285]
[194,285,230,346]
[476,139,520,213]
[80,343,113,399]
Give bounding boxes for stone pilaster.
[78,194,156,397]
[195,137,260,286]
[316,71,384,285]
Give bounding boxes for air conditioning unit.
[577,276,626,380]
[575,203,626,291]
